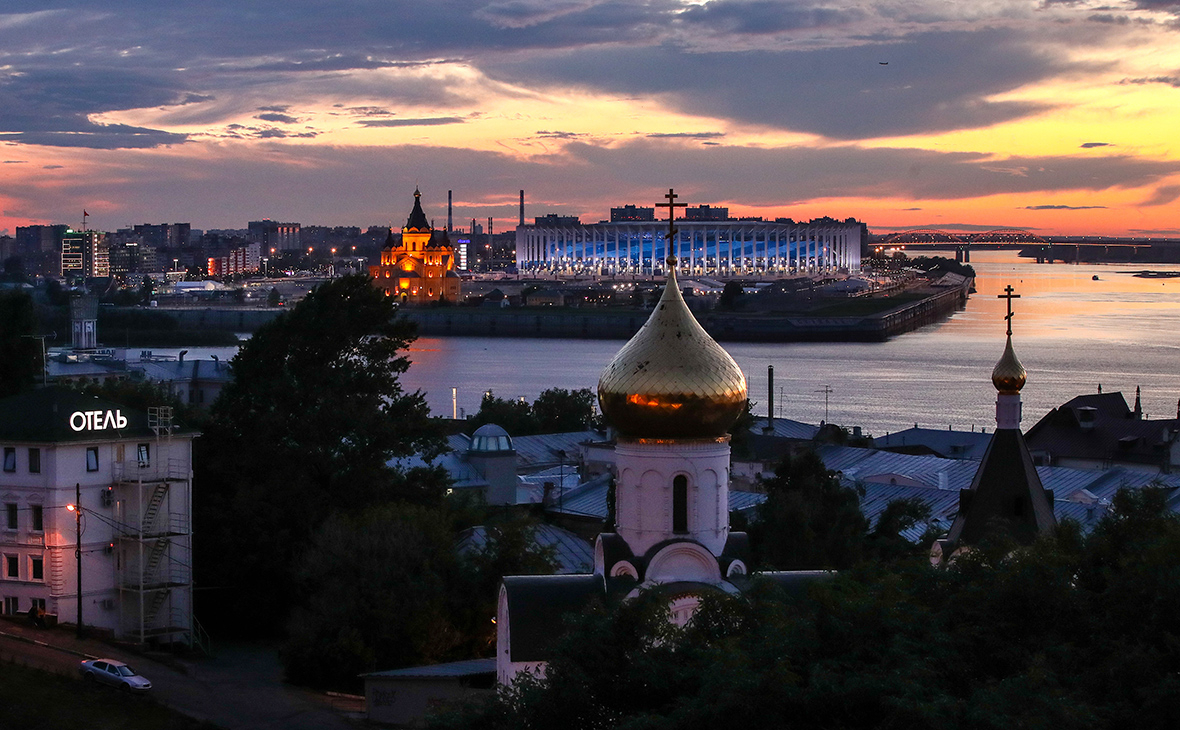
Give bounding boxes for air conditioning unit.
[99,598,116,611]
[100,488,114,508]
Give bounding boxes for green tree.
[532,387,597,433]
[468,390,536,435]
[284,504,463,691]
[0,290,42,397]
[267,287,281,307]
[195,275,446,634]
[435,492,1180,730]
[747,449,868,569]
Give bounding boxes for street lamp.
[65,483,83,638]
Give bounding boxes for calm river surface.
[165,251,1180,437]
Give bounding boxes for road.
[0,620,363,729]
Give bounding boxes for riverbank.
[401,282,970,343]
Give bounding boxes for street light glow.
[66,503,77,512]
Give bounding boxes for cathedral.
[496,195,827,684]
[370,188,461,304]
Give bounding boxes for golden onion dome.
[991,335,1027,394]
[598,260,748,440]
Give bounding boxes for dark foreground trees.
[195,275,447,635]
[433,487,1180,730]
[468,387,599,435]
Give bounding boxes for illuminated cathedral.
[370,188,461,304]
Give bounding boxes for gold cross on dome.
[658,188,687,267]
[997,284,1020,336]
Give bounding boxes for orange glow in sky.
[0,1,1178,236]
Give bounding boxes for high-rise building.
[132,223,191,249]
[60,230,108,278]
[248,220,301,253]
[683,204,729,221]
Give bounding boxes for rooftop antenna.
[815,384,833,423]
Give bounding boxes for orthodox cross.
[658,188,687,268]
[997,284,1020,336]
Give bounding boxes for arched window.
[672,475,688,533]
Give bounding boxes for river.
[154,251,1180,437]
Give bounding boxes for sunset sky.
[1,0,1179,237]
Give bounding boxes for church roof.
[404,188,431,232]
[502,574,605,662]
[943,428,1057,549]
[597,262,747,440]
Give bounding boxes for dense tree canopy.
[747,449,870,570]
[468,387,599,436]
[195,275,447,634]
[434,488,1180,730]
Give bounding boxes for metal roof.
[361,658,495,679]
[456,523,594,574]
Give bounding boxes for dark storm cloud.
[356,117,466,127]
[1081,142,1112,148]
[0,64,191,149]
[482,28,1076,139]
[0,1,1120,147]
[1022,204,1106,209]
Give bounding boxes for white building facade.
[516,218,862,276]
[0,387,197,646]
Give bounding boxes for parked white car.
[78,659,152,692]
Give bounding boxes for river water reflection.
[166,251,1180,436]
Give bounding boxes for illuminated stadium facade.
[515,218,862,276]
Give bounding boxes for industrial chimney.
[519,190,525,227]
[447,190,453,232]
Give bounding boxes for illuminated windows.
[86,447,99,472]
[137,443,150,468]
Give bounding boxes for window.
[30,556,43,581]
[3,596,17,615]
[27,448,40,474]
[4,503,15,530]
[30,597,45,612]
[672,475,688,534]
[30,505,42,532]
[2,448,14,472]
[115,444,125,463]
[137,443,150,468]
[86,447,99,472]
[4,555,16,578]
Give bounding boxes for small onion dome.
[598,260,748,440]
[469,423,514,453]
[991,335,1027,394]
[404,187,431,233]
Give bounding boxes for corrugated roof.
[512,431,601,471]
[748,417,819,440]
[362,658,495,679]
[456,523,594,574]
[873,427,991,460]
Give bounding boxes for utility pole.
[815,385,833,424]
[68,483,83,638]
